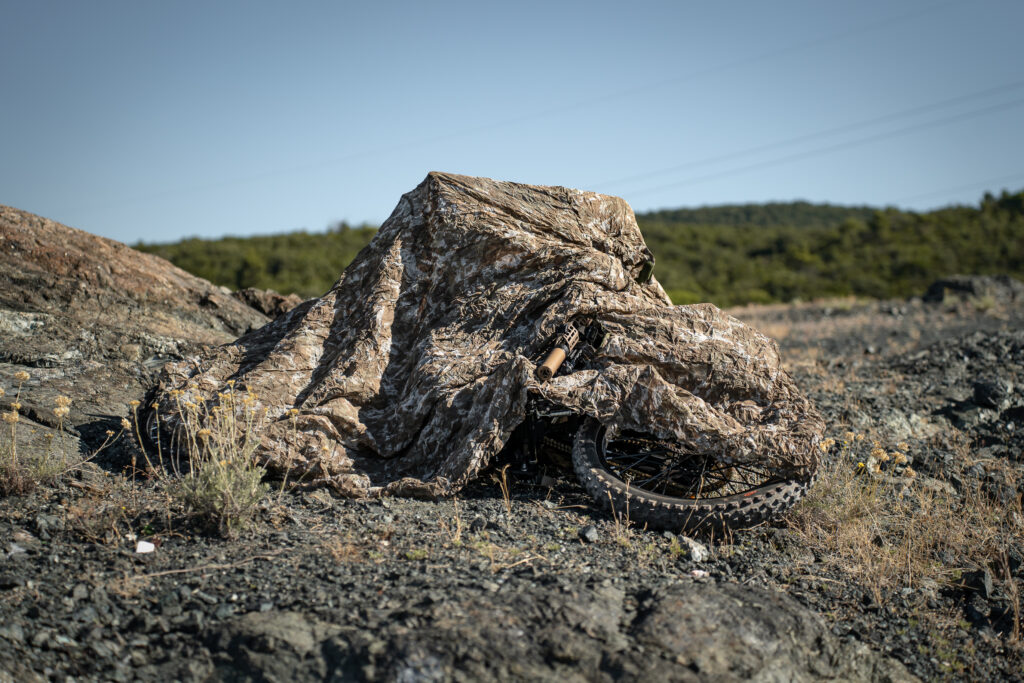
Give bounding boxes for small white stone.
[135,540,156,554]
[679,535,710,562]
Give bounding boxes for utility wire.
[593,79,1024,190]
[624,96,1024,200]
[71,1,962,214]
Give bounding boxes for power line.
[593,79,1024,191]
[624,96,1024,200]
[70,1,962,215]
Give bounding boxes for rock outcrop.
[232,287,304,319]
[923,274,1024,304]
[0,205,268,452]
[203,582,916,682]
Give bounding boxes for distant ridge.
[637,200,878,229]
[136,190,1024,307]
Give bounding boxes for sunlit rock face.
[0,204,268,451]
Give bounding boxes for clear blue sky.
[3,0,1022,244]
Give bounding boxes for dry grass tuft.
[789,431,1023,640]
[323,534,368,563]
[136,384,270,538]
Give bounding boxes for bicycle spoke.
[601,433,778,500]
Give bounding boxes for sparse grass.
[135,382,270,538]
[789,429,1024,640]
[65,476,139,544]
[1,371,119,496]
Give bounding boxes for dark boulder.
[923,275,1024,304]
[232,287,304,319]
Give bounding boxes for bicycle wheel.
[572,417,815,532]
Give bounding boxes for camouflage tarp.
[148,172,823,497]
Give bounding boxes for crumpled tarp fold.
[150,173,823,497]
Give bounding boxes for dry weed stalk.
[607,488,634,548]
[491,464,513,517]
[439,496,464,547]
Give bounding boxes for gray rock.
[973,378,1013,410]
[0,623,25,643]
[578,525,599,543]
[206,611,341,681]
[678,535,710,562]
[313,581,915,682]
[631,583,916,681]
[923,275,1024,304]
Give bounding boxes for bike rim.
[597,427,785,499]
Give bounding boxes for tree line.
[135,190,1024,307]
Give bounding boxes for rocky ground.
[0,288,1019,681]
[1,208,1022,681]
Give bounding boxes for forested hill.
[135,190,1024,307]
[640,201,878,229]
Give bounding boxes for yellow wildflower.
[121,417,132,430]
[197,428,212,439]
[55,395,72,407]
[11,402,21,411]
[54,406,69,419]
[129,400,141,407]
[891,451,908,465]
[14,371,29,382]
[105,429,114,437]
[0,387,5,397]
[2,411,18,424]
[904,467,917,478]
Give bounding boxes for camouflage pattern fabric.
[149,173,823,497]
